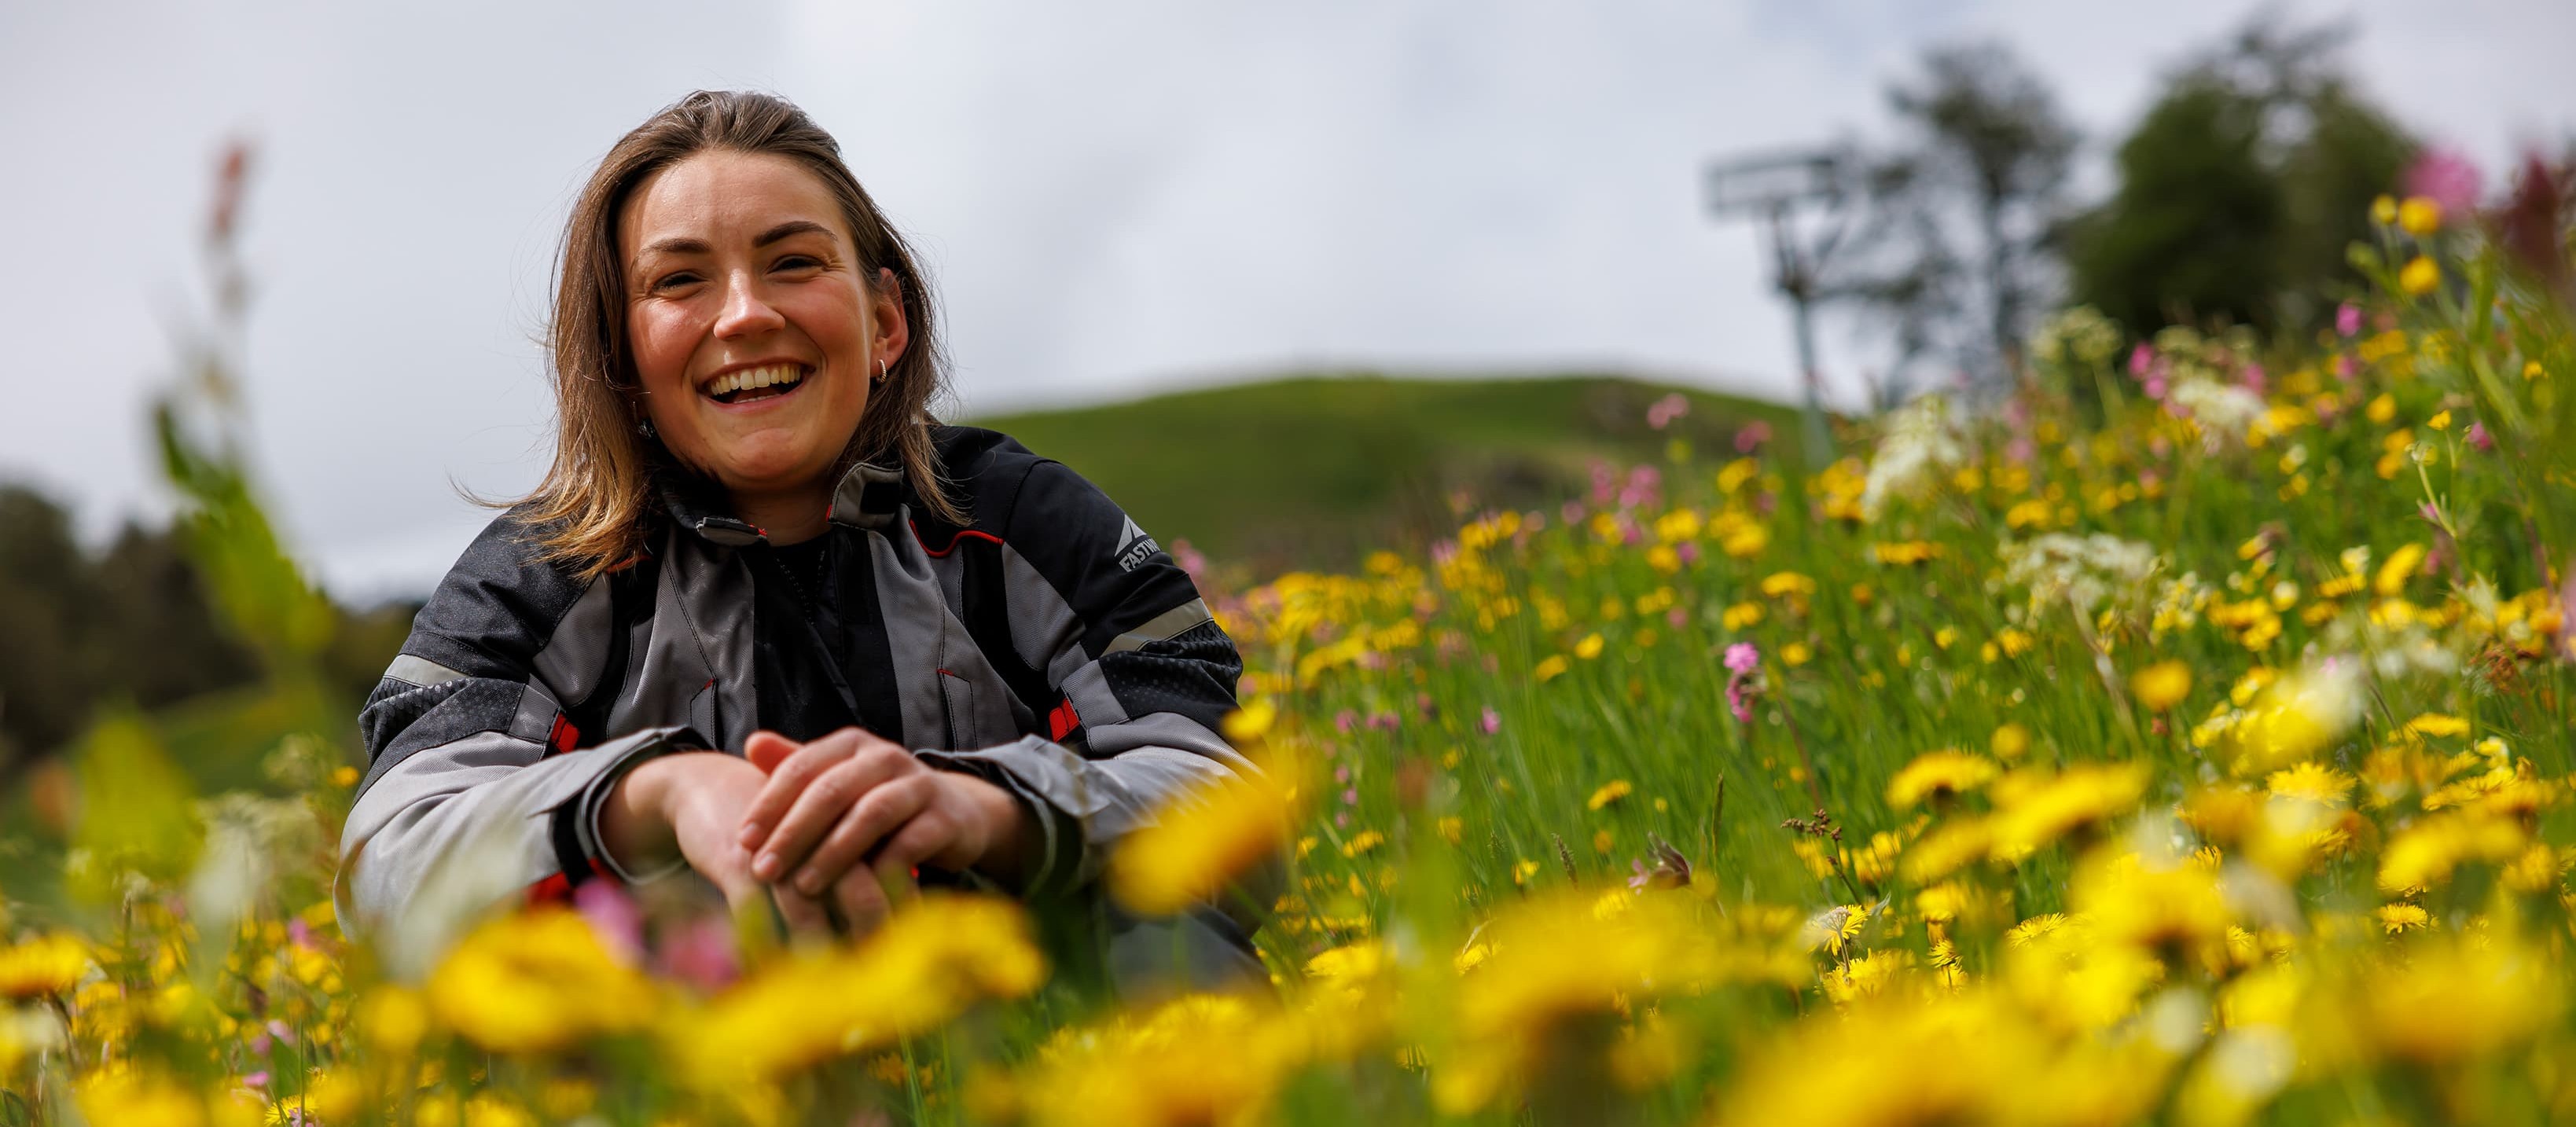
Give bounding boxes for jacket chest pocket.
[932,655,1035,751]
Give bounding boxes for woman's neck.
[731,484,832,545]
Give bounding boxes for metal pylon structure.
[1703,147,1854,468]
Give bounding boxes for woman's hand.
[737,728,1039,934]
[598,751,841,939]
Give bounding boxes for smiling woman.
[337,91,1266,989]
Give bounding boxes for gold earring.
[875,358,887,383]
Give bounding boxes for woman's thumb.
[744,730,798,773]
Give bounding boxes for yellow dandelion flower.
[428,908,657,1055]
[1885,750,2000,809]
[2370,193,2398,225]
[1533,654,1571,682]
[1586,780,1633,811]
[1573,632,1605,659]
[2365,393,2396,424]
[1986,762,2151,861]
[2130,660,2192,712]
[2264,762,2354,806]
[1758,571,1816,598]
[1900,819,1993,883]
[2360,937,2562,1065]
[2378,811,2526,894]
[2400,255,2441,296]
[2399,710,2467,740]
[678,894,1045,1085]
[1221,698,1277,743]
[1112,753,1300,916]
[0,934,90,1000]
[2397,195,2442,235]
[1990,722,2031,760]
[2374,542,2425,597]
[75,1069,216,1127]
[2374,902,2430,934]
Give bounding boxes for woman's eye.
[773,255,822,273]
[651,272,700,292]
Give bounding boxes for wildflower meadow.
[5,185,2576,1125]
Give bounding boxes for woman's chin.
[705,446,836,496]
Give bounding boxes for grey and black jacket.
[339,426,1251,938]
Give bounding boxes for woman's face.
[619,150,903,501]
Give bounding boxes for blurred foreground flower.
[675,893,1045,1086]
[1112,713,1303,916]
[0,933,90,1000]
[428,907,658,1055]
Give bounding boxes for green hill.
[967,373,1806,577]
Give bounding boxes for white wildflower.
[2169,377,2267,450]
[2030,306,2123,370]
[2000,533,2166,616]
[1860,394,1970,519]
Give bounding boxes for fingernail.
[737,824,762,848]
[796,871,823,895]
[753,853,779,879]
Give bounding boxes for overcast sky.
[5,0,2571,600]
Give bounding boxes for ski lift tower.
[1703,147,1852,468]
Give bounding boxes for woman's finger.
[829,864,895,938]
[736,728,869,847]
[751,746,916,882]
[870,806,961,890]
[789,773,935,897]
[772,883,834,941]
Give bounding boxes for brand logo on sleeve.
[1115,514,1161,572]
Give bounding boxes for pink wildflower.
[2335,303,2363,337]
[1724,643,1760,674]
[575,880,644,966]
[2467,421,2493,451]
[2406,148,2483,215]
[1646,391,1690,430]
[1480,706,1502,735]
[655,916,741,993]
[1725,681,1754,724]
[1733,420,1772,455]
[2128,343,2154,376]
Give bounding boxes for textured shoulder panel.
[398,507,595,681]
[926,424,1049,534]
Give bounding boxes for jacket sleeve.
[914,460,1261,912]
[336,514,695,936]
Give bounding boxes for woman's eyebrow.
[753,219,834,248]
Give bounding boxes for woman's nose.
[712,270,787,338]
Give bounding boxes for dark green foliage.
[2067,79,2284,332]
[2066,20,2415,334]
[0,485,256,770]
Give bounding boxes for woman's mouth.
[702,362,810,406]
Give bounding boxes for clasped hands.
[601,727,1038,938]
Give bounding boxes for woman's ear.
[870,266,910,370]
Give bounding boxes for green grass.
[968,373,1806,575]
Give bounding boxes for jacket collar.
[657,472,767,548]
[827,461,909,532]
[657,458,911,546]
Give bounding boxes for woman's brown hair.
[510,89,960,578]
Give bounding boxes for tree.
[1827,41,2078,396]
[2067,17,2415,334]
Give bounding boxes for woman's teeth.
[707,364,806,402]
